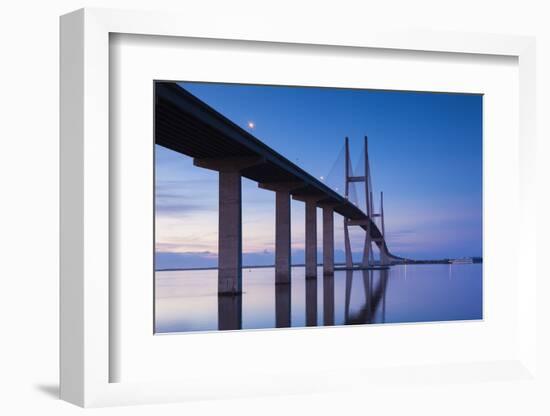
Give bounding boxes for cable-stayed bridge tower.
[343,136,388,268]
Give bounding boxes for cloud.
[155,241,216,252]
[155,178,218,217]
[155,250,276,270]
[156,201,216,216]
[156,178,217,187]
[155,248,376,270]
[155,251,218,270]
[155,178,217,198]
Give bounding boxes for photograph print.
[154,81,482,333]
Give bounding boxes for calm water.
[155,264,482,333]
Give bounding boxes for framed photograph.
[60,8,538,407]
[153,80,483,335]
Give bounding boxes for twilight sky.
[155,82,482,269]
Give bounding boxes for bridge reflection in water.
[218,269,390,330]
[207,269,387,331]
[155,264,482,333]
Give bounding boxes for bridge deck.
[154,82,402,255]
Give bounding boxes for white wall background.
[0,1,548,415]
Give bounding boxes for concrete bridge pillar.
[379,245,389,266]
[361,228,372,268]
[305,199,318,278]
[259,181,303,284]
[218,170,242,294]
[292,194,327,278]
[344,219,353,268]
[275,190,291,283]
[321,205,335,275]
[194,156,264,295]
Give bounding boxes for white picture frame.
[60,7,538,408]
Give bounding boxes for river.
[155,264,482,333]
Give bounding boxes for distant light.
[320,176,324,181]
[247,121,255,129]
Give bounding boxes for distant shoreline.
[156,258,482,272]
[157,263,313,272]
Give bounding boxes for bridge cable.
[324,141,346,196]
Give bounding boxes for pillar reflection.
[344,270,353,323]
[362,269,373,323]
[379,268,389,324]
[323,273,335,326]
[275,283,292,328]
[305,277,317,326]
[218,294,242,330]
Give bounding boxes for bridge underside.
[155,82,402,296]
[156,82,373,220]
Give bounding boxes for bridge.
[155,82,403,296]
[345,269,389,325]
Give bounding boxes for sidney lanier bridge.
[155,82,406,297]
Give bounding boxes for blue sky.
[155,82,482,269]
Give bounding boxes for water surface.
[155,264,482,333]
